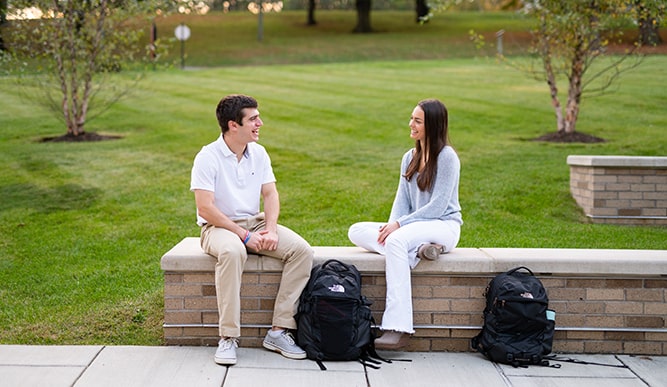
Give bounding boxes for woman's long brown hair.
[404,99,449,192]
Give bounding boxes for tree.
[416,0,430,23]
[0,0,7,51]
[0,0,6,24]
[635,0,664,45]
[307,0,317,26]
[521,0,644,138]
[353,0,373,33]
[3,0,177,139]
[307,0,435,32]
[430,0,653,140]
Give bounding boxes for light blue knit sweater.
[388,145,463,226]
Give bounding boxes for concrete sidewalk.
[1,345,666,387]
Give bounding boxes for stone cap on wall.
[161,237,667,277]
[567,155,667,168]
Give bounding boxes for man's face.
[237,108,263,143]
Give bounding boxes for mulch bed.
[533,131,606,143]
[40,132,123,143]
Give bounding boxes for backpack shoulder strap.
[545,355,629,368]
[506,266,535,276]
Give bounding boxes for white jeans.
[348,220,461,334]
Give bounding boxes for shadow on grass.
[0,183,101,213]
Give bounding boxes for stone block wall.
[162,239,667,355]
[567,155,667,225]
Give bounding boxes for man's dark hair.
[216,94,258,133]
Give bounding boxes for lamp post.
[257,1,264,42]
[174,23,191,69]
[496,29,505,56]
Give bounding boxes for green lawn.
[0,10,665,345]
[156,10,534,66]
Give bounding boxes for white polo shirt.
[190,135,276,226]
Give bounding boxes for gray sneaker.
[262,330,306,359]
[214,337,238,365]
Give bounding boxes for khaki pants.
[200,213,313,338]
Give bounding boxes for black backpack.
[471,266,556,367]
[295,259,385,370]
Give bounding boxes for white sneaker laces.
[220,338,239,350]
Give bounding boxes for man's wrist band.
[242,230,251,245]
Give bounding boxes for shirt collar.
[218,134,249,159]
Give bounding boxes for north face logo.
[328,284,345,293]
[520,292,534,299]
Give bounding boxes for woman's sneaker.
[262,330,306,359]
[418,243,444,260]
[214,337,238,365]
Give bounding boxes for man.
[191,94,313,365]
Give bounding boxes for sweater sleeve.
[388,150,413,223]
[390,146,461,226]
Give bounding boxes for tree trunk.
[563,91,580,134]
[638,17,662,45]
[0,0,6,51]
[0,0,6,25]
[415,0,429,23]
[57,0,108,136]
[307,0,317,25]
[353,0,372,33]
[538,13,565,133]
[543,56,565,133]
[564,45,585,134]
[636,2,663,46]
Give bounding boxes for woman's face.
[409,105,425,142]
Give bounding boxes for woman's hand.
[377,221,400,245]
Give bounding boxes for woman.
[348,98,463,349]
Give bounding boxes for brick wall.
[162,248,667,355]
[567,155,667,225]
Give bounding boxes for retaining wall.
[567,155,667,225]
[161,238,667,355]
